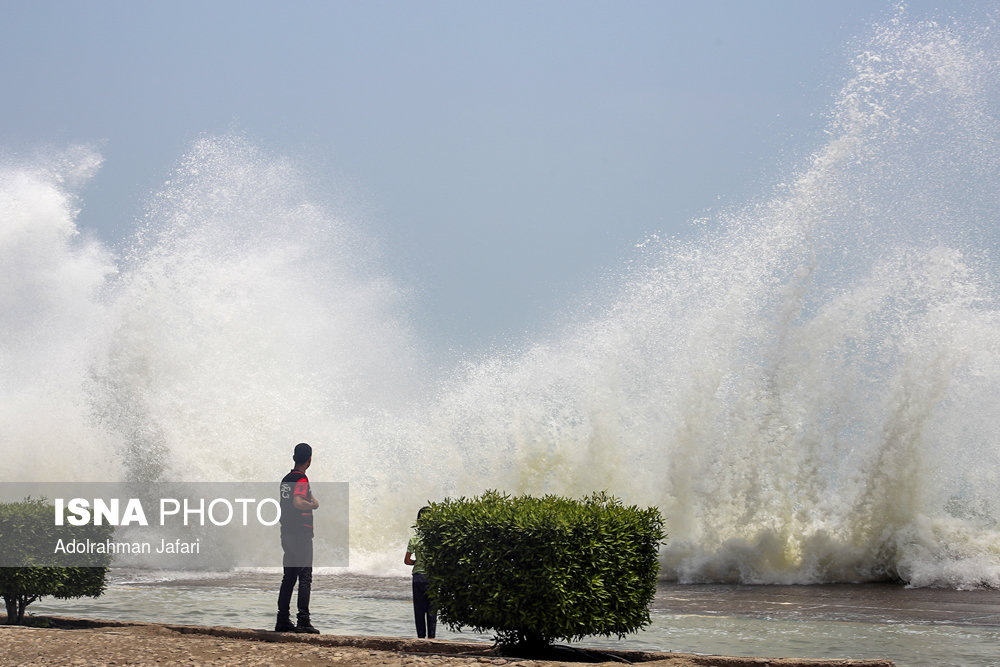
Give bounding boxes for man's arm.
[292,477,319,510]
[293,495,319,510]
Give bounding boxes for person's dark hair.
[417,506,429,520]
[293,442,312,465]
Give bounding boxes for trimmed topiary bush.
[416,490,664,649]
[0,498,112,625]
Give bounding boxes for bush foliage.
[417,490,664,647]
[0,498,112,625]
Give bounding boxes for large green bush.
[0,498,112,625]
[417,490,664,648]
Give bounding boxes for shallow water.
[29,571,1000,666]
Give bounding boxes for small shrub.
[417,490,664,649]
[0,498,112,625]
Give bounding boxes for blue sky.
[0,1,982,354]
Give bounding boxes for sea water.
[4,7,1000,666]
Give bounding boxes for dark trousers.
[278,534,313,623]
[411,572,436,638]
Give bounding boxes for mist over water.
[3,12,1000,587]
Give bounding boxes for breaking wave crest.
[2,11,999,587]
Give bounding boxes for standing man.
[276,442,320,633]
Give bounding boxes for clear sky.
[0,0,983,355]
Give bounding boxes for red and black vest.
[279,470,313,538]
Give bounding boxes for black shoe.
[295,623,320,634]
[274,617,296,632]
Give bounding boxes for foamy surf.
[2,10,999,588]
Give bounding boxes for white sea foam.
[1,12,999,587]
